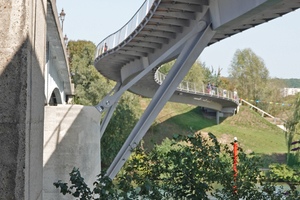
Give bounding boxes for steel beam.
[140,30,176,39]
[100,82,122,138]
[154,11,196,20]
[149,18,190,27]
[130,41,163,49]
[135,35,169,44]
[122,46,155,54]
[145,24,183,33]
[159,3,202,12]
[106,24,216,179]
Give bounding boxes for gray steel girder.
[106,24,216,180]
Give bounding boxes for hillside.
[141,98,287,154]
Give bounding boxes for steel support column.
[100,82,122,138]
[216,111,220,125]
[106,24,216,179]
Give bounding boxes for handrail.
[154,71,239,104]
[240,99,286,125]
[94,0,155,59]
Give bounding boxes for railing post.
[136,12,139,28]
[187,82,189,92]
[125,24,128,38]
[113,35,116,48]
[160,72,162,84]
[202,84,204,93]
[146,0,149,11]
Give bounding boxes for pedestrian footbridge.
[93,0,300,179]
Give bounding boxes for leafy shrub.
[54,133,300,199]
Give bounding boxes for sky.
[56,0,300,79]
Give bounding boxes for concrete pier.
[43,105,101,200]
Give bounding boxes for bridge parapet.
[95,0,155,59]
[155,70,239,104]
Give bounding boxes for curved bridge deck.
[93,0,300,179]
[94,0,299,111]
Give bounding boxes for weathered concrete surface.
[0,0,46,199]
[43,105,101,200]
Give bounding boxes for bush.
[54,133,300,199]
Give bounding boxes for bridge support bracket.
[106,24,216,180]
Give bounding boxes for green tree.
[159,59,220,85]
[229,48,269,100]
[257,78,287,115]
[101,91,142,169]
[183,60,205,84]
[219,77,235,91]
[68,40,94,67]
[68,40,142,169]
[70,42,112,105]
[285,93,300,163]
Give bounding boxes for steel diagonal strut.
[106,25,216,180]
[100,82,122,138]
[95,17,210,137]
[95,20,209,115]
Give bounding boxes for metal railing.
[240,99,286,125]
[155,71,239,104]
[94,0,155,59]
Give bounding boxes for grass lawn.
[141,98,287,155]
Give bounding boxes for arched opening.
[49,88,62,105]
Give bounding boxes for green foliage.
[229,48,269,101]
[268,164,298,182]
[283,78,300,88]
[70,41,112,105]
[219,77,235,91]
[55,133,300,199]
[54,168,92,198]
[158,59,174,75]
[101,92,142,168]
[68,40,142,169]
[267,164,300,192]
[68,40,95,67]
[228,48,290,116]
[201,63,221,86]
[257,78,287,115]
[285,93,300,163]
[159,59,221,85]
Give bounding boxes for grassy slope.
[141,98,287,154]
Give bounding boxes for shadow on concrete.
[43,105,73,150]
[0,36,44,199]
[43,105,101,200]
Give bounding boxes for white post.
[216,111,220,125]
[187,82,189,92]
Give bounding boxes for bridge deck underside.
[94,0,300,110]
